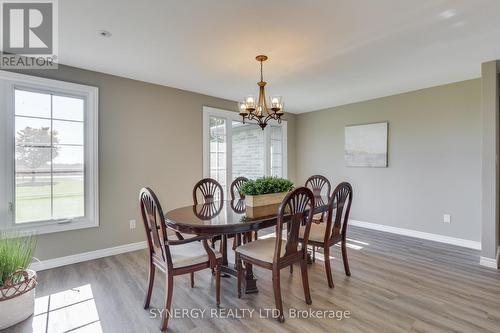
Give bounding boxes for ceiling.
[57,0,500,113]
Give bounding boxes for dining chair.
[305,175,331,222]
[193,178,224,249]
[140,187,222,331]
[235,187,315,322]
[298,182,353,288]
[230,176,249,200]
[304,175,332,262]
[229,176,259,243]
[193,178,224,204]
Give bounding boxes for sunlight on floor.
[346,237,370,246]
[31,284,102,333]
[258,230,368,250]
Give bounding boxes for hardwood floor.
[6,226,500,333]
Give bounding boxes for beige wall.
[9,65,296,260]
[296,79,481,241]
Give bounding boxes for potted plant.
[0,232,37,329]
[240,176,294,207]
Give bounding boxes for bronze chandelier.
[239,55,284,129]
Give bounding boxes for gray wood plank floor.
[5,226,500,333]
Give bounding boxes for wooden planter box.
[245,191,288,207]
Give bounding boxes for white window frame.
[0,70,99,235]
[202,106,288,194]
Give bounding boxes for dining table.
[164,195,330,294]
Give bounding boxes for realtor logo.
[1,0,58,69]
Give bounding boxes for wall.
[6,65,296,260]
[296,79,481,242]
[480,62,499,260]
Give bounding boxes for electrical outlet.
[129,219,137,229]
[443,214,451,224]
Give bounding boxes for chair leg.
[341,239,351,276]
[160,274,174,332]
[254,230,258,241]
[324,247,334,288]
[215,265,221,307]
[190,272,194,288]
[272,268,285,323]
[300,258,312,305]
[289,264,293,274]
[236,254,242,298]
[312,246,316,263]
[143,260,155,309]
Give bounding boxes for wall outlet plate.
[129,219,137,229]
[443,214,451,224]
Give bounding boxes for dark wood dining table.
[165,195,330,294]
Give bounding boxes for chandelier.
[239,55,284,129]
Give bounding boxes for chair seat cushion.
[299,223,328,243]
[170,243,222,268]
[235,238,285,263]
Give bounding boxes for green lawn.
[15,176,84,223]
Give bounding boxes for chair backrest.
[274,187,315,263]
[192,178,224,204]
[139,187,173,267]
[305,175,331,198]
[325,182,353,241]
[230,176,249,200]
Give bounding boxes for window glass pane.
[15,146,52,173]
[53,120,84,145]
[53,172,84,219]
[15,173,52,223]
[209,117,226,190]
[232,121,264,180]
[53,95,84,121]
[52,146,84,172]
[15,147,53,223]
[15,89,51,118]
[270,126,283,177]
[15,117,52,147]
[13,90,87,224]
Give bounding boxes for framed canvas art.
[345,122,388,167]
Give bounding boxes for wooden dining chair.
[304,175,332,263]
[230,176,249,200]
[193,178,224,249]
[298,182,353,288]
[140,187,222,331]
[305,175,331,222]
[229,176,259,243]
[193,178,224,204]
[235,187,315,322]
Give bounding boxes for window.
[0,71,98,234]
[203,107,287,194]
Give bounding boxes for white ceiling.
[58,0,500,113]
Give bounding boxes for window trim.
[0,70,99,235]
[202,106,288,193]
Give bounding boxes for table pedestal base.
[219,234,258,294]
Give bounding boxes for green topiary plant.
[240,176,294,196]
[0,233,37,287]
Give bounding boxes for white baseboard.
[479,246,500,269]
[30,241,148,271]
[349,220,481,250]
